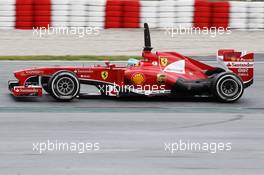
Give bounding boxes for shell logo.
[131,73,145,85]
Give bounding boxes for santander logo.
[225,62,254,68]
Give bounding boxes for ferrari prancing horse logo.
[160,57,168,66]
[101,71,108,80]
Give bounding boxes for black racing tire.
[212,72,244,103]
[48,71,80,101]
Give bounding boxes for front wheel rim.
[56,77,75,96]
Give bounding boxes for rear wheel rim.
[220,79,239,97]
[216,74,244,102]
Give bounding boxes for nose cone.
[14,68,44,79]
[14,70,25,79]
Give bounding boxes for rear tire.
[212,72,244,102]
[48,71,80,101]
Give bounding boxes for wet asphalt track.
[0,57,264,175]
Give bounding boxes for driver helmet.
[127,58,139,67]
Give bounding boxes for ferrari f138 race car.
[8,23,254,102]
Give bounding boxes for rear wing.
[217,49,254,88]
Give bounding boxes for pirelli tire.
[48,71,80,101]
[212,72,244,103]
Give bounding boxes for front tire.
[48,71,80,101]
[212,72,244,102]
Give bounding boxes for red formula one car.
[8,23,254,102]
